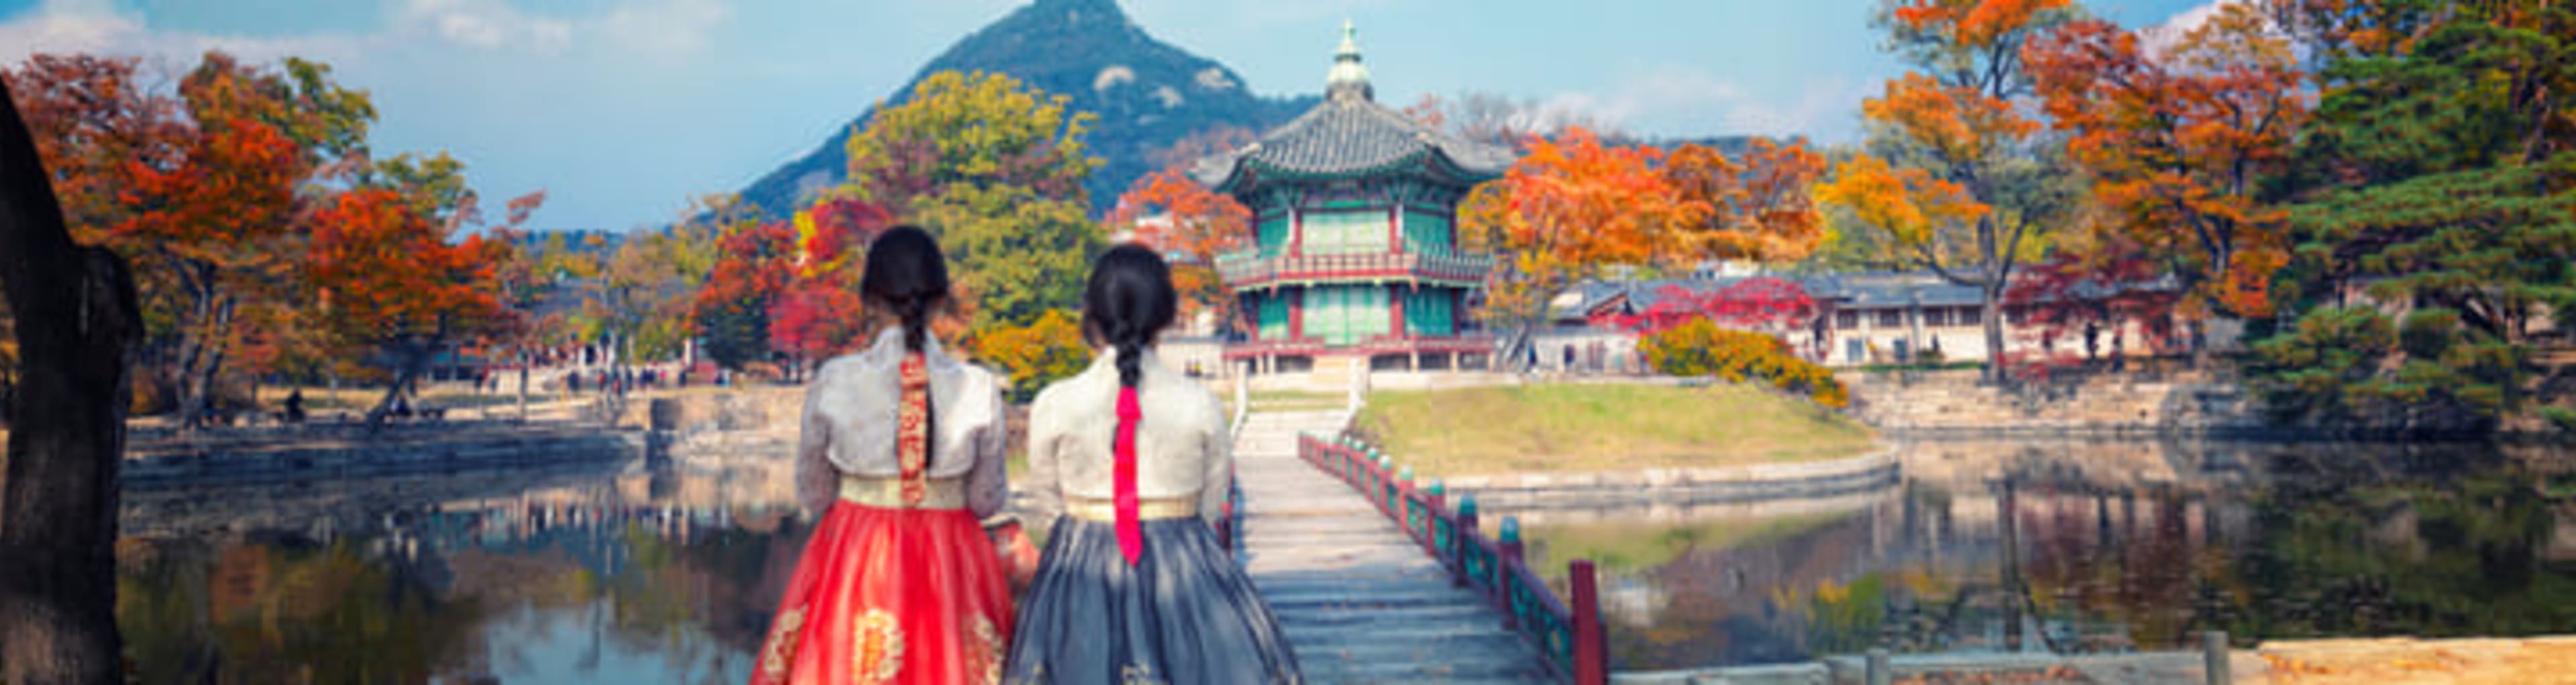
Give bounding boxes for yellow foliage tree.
[1815,0,2082,382]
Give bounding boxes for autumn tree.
[914,183,1102,333]
[967,309,1090,402]
[2002,229,2183,364]
[587,222,712,370]
[841,70,1106,340]
[1460,127,1702,367]
[692,215,794,371]
[307,187,513,423]
[6,52,373,427]
[843,68,1097,215]
[478,192,555,420]
[1597,278,1821,337]
[1665,139,1829,264]
[1815,0,2083,382]
[2027,3,2308,331]
[1460,127,1825,370]
[767,197,894,374]
[1110,168,1250,328]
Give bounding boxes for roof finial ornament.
[1326,18,1373,103]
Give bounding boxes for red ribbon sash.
[1113,385,1144,566]
[896,353,930,506]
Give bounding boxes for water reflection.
[115,437,2576,678]
[1508,439,2576,672]
[115,460,808,684]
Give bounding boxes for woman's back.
[795,331,1009,517]
[1024,348,1229,522]
[1003,244,1299,684]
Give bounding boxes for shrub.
[968,309,1092,402]
[1639,319,1848,408]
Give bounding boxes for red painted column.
[1391,285,1407,337]
[1288,286,1304,340]
[1289,207,1303,257]
[1571,559,1609,685]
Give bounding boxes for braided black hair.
[1083,244,1177,390]
[861,225,951,453]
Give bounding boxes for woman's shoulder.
[1027,364,1104,417]
[1145,363,1224,424]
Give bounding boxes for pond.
[1501,439,2576,672]
[111,437,2576,680]
[115,458,808,684]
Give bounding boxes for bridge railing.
[1299,433,1609,685]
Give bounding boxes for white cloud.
[394,0,572,52]
[0,0,735,64]
[600,0,731,54]
[0,0,366,65]
[1538,65,1861,140]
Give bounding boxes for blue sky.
[0,0,2214,232]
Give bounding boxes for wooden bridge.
[1230,409,1607,684]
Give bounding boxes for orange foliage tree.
[5,52,374,427]
[2027,3,2308,325]
[1816,0,2082,382]
[307,187,514,422]
[1665,140,1828,263]
[1109,168,1250,331]
[1462,127,1825,369]
[1462,127,1697,367]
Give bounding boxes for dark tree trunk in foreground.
[0,76,144,684]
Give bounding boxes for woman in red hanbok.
[752,226,1014,685]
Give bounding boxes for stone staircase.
[1232,409,1554,684]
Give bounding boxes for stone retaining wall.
[122,425,644,488]
[1839,368,2518,438]
[1841,369,2274,437]
[1442,450,1900,511]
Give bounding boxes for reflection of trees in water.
[1566,441,2576,672]
[1965,464,2576,653]
[115,472,816,682]
[2225,470,2576,641]
[117,535,492,684]
[1595,507,1890,669]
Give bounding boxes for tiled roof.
[1191,99,1515,188]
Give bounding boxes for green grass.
[1524,512,1854,573]
[1353,382,1877,478]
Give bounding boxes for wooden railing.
[1214,248,1493,288]
[1299,434,1609,684]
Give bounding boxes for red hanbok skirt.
[751,501,1014,685]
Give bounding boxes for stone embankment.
[1840,369,2275,438]
[123,419,643,488]
[1442,450,1899,511]
[1840,368,2519,438]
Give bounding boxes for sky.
[0,0,2216,232]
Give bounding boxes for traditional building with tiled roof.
[1194,21,1513,377]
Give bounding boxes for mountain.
[735,0,1317,219]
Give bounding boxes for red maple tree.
[307,187,513,421]
[1594,277,1819,336]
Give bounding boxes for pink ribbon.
[1113,385,1144,566]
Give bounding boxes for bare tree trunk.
[517,350,531,423]
[0,76,143,685]
[1982,294,2008,384]
[368,336,438,429]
